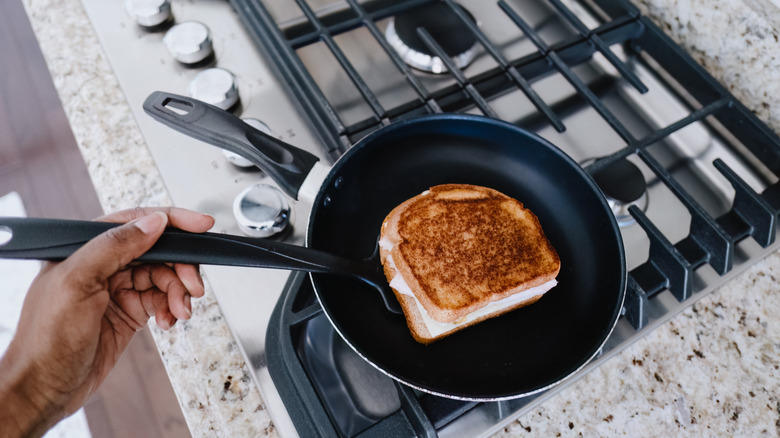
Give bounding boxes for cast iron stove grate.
[231,0,780,436]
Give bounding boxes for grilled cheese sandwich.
[379,184,560,344]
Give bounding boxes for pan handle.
[142,91,320,200]
[0,217,369,276]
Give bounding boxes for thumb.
[59,212,168,296]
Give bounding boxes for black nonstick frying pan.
[0,92,626,401]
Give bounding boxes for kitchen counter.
[20,0,780,436]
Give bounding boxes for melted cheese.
[382,246,557,338]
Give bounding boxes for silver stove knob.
[163,21,213,64]
[233,184,291,238]
[223,119,273,168]
[124,0,172,28]
[187,68,239,110]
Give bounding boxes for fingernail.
[185,294,192,318]
[157,316,171,330]
[181,275,200,297]
[134,212,167,235]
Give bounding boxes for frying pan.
[1,92,626,401]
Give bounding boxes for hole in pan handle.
[0,217,402,315]
[142,91,320,200]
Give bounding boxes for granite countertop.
[20,0,780,436]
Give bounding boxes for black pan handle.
[142,91,320,200]
[0,217,369,276]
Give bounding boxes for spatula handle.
[0,217,356,275]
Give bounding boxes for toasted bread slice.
[379,184,560,344]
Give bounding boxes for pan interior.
[308,115,625,400]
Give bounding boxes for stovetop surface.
[79,0,780,436]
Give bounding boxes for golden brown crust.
[379,184,561,344]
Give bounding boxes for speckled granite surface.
[633,0,780,134]
[19,0,780,436]
[21,0,169,211]
[495,253,780,436]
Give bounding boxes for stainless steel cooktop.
[80,0,780,436]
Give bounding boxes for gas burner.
[587,158,648,227]
[385,2,478,74]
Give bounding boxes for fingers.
[131,265,194,321]
[59,207,210,327]
[98,207,214,233]
[137,287,177,330]
[96,207,209,320]
[174,264,205,298]
[57,212,169,298]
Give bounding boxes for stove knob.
[124,0,172,28]
[163,21,213,64]
[234,184,291,238]
[223,119,274,168]
[187,68,239,110]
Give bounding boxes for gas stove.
[81,0,780,436]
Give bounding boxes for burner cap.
[590,158,648,227]
[593,159,646,203]
[386,3,478,74]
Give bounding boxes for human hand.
[0,207,214,437]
